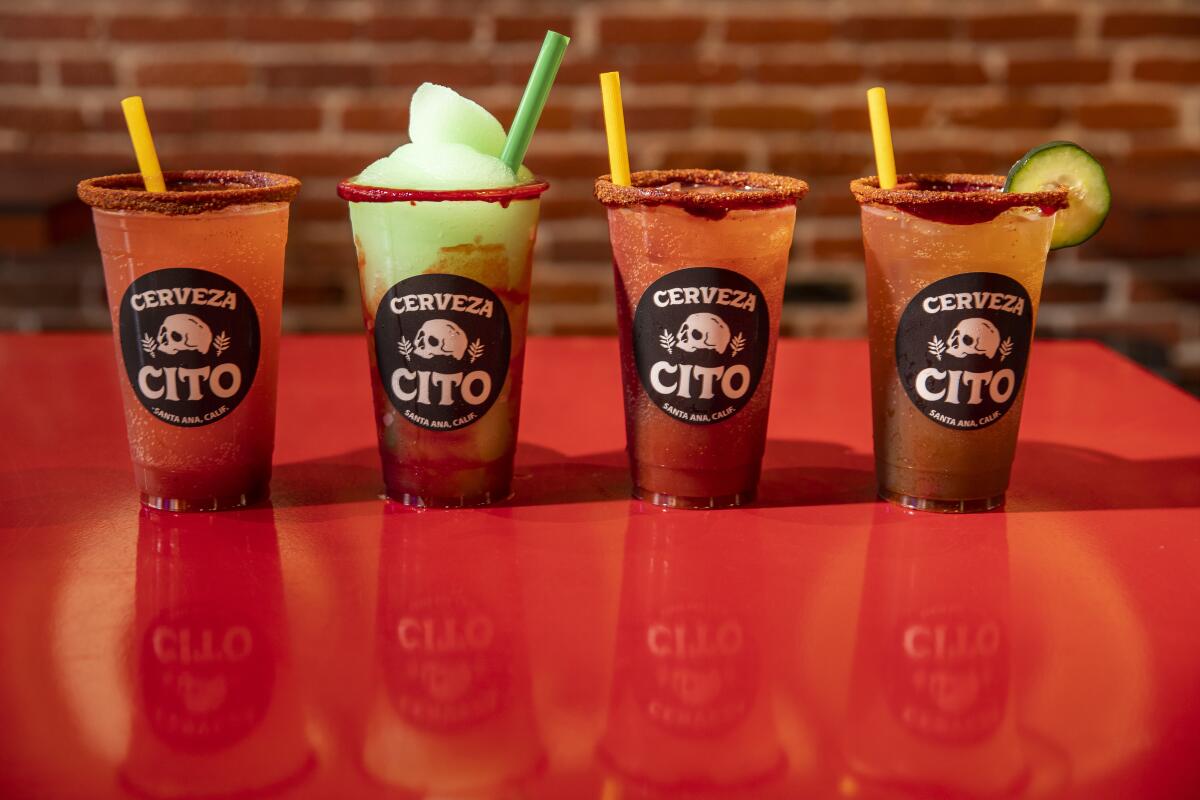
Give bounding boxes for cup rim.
[336,178,551,204]
[594,168,809,211]
[77,170,301,215]
[850,173,1069,212]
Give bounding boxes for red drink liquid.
[338,181,550,507]
[595,170,807,508]
[79,171,299,511]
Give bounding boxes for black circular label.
[633,267,770,425]
[895,273,1034,430]
[119,268,259,427]
[373,274,511,431]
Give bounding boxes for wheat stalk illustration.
[659,329,675,354]
[398,336,414,362]
[928,335,946,361]
[998,336,1014,362]
[141,333,157,358]
[468,340,485,364]
[728,332,746,357]
[213,331,231,357]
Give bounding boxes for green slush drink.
[339,84,549,507]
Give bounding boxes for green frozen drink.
[339,83,550,507]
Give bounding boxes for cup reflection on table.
[598,510,786,795]
[843,520,1027,797]
[122,507,313,798]
[362,507,544,796]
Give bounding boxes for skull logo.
[156,313,213,355]
[946,318,1000,359]
[675,312,732,354]
[414,319,468,360]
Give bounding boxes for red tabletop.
[2,334,1199,798]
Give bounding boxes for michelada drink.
[857,88,1111,512]
[79,169,299,511]
[339,82,553,507]
[595,170,808,508]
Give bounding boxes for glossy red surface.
[2,334,1199,799]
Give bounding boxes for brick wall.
[2,0,1198,392]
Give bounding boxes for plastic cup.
[594,169,808,509]
[338,179,550,507]
[78,170,300,511]
[850,174,1069,513]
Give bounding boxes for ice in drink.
[339,84,549,507]
[851,174,1068,512]
[78,171,300,511]
[595,170,808,508]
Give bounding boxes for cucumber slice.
[1004,141,1110,249]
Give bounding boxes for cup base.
[140,485,267,513]
[879,487,1005,514]
[386,489,512,509]
[634,485,754,510]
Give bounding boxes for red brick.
[529,154,610,180]
[617,106,695,131]
[547,237,613,263]
[263,63,373,88]
[628,59,740,85]
[494,16,573,41]
[59,59,114,87]
[137,61,249,88]
[1040,282,1106,303]
[0,106,85,133]
[381,61,495,87]
[539,196,602,220]
[661,148,750,172]
[812,237,864,259]
[1077,102,1177,130]
[0,60,37,85]
[532,283,604,305]
[599,16,706,45]
[1126,146,1200,172]
[1101,13,1200,38]
[878,60,987,85]
[290,199,347,222]
[100,107,198,134]
[109,14,228,40]
[1133,59,1200,84]
[725,17,832,43]
[1009,58,1108,85]
[757,62,862,84]
[205,105,323,132]
[491,104,572,131]
[966,13,1076,40]
[830,104,927,131]
[947,103,1062,129]
[1130,279,1200,304]
[0,13,93,39]
[241,16,355,42]
[542,53,599,83]
[366,16,473,41]
[901,148,1003,173]
[769,151,870,178]
[712,105,817,130]
[841,15,955,40]
[271,151,376,178]
[342,104,408,133]
[1073,320,1181,346]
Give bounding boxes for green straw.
[500,30,570,174]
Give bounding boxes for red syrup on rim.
[336,180,550,206]
[894,182,1062,225]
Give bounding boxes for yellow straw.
[866,87,897,190]
[599,71,631,187]
[120,96,166,193]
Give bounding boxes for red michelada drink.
[78,170,299,510]
[594,170,808,508]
